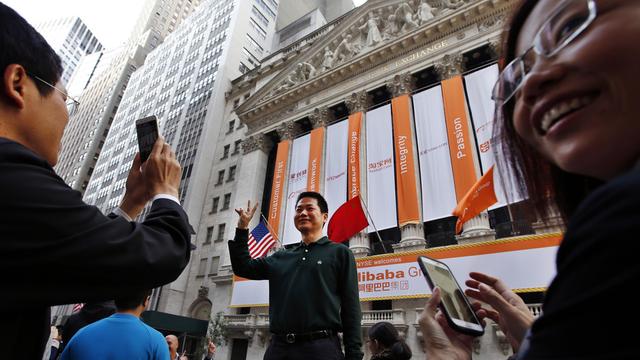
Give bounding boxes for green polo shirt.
[229,228,363,360]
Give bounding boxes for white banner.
[229,233,561,306]
[282,134,310,245]
[413,86,458,222]
[366,105,397,232]
[325,120,349,229]
[465,65,523,205]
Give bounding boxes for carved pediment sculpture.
[245,0,479,114]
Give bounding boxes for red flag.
[452,165,498,234]
[328,196,369,243]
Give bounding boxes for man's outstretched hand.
[235,200,258,229]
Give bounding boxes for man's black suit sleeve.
[0,141,193,306]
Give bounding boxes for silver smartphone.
[417,255,484,336]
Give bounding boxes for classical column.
[387,73,427,252]
[309,106,333,129]
[277,120,303,142]
[345,91,371,258]
[457,212,495,244]
[345,90,371,114]
[222,133,273,269]
[434,52,464,80]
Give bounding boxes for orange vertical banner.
[307,127,324,192]
[442,76,478,201]
[268,140,290,236]
[347,112,362,199]
[391,94,420,225]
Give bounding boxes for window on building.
[222,193,231,210]
[232,140,242,155]
[216,223,226,241]
[198,258,207,276]
[228,120,235,134]
[209,256,220,275]
[211,197,220,213]
[205,226,214,243]
[227,166,236,182]
[221,145,230,159]
[216,170,225,185]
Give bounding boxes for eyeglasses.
[492,0,597,103]
[29,74,80,116]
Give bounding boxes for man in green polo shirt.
[229,191,363,360]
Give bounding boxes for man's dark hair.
[114,289,153,311]
[0,3,63,99]
[296,191,328,214]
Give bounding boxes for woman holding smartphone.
[419,0,640,359]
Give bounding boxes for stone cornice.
[239,0,514,133]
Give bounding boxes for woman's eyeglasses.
[492,0,597,103]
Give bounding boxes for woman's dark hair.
[0,2,63,99]
[368,322,412,360]
[494,0,603,224]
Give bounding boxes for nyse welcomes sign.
[230,233,561,306]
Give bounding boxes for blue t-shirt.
[60,313,169,360]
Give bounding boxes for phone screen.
[136,116,159,163]
[418,256,484,335]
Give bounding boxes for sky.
[4,0,368,49]
[3,0,146,49]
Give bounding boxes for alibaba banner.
[230,233,561,306]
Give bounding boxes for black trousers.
[263,335,345,360]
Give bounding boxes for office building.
[36,17,103,85]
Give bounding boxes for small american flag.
[248,221,276,258]
[72,303,84,313]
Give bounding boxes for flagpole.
[260,213,283,248]
[357,194,388,254]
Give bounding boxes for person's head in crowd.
[295,191,329,234]
[367,321,412,360]
[113,289,152,315]
[0,2,69,167]
[166,334,179,358]
[494,0,640,222]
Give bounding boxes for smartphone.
[135,115,159,163]
[417,256,484,336]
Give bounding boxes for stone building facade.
[184,0,558,359]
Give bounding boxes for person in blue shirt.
[60,290,169,360]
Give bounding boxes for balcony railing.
[361,310,405,326]
[223,314,255,328]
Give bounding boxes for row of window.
[197,255,220,276]
[215,165,237,186]
[210,193,232,213]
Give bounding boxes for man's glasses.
[30,74,80,116]
[492,0,597,103]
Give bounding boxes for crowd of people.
[3,0,640,358]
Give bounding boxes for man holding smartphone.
[0,4,193,359]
